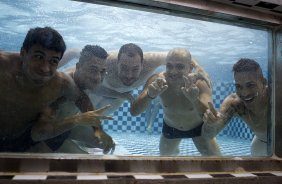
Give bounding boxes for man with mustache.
[130,48,221,156]
[202,58,269,156]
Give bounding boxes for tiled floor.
[106,132,251,156]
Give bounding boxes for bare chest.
[241,111,268,135]
[0,78,61,136]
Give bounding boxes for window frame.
[0,0,281,174]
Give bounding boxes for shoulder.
[0,51,20,65]
[0,51,21,73]
[105,52,118,74]
[106,52,118,65]
[53,71,81,99]
[51,71,76,92]
[56,71,75,85]
[63,67,75,76]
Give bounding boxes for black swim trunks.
[162,120,203,139]
[0,125,37,152]
[45,131,70,151]
[0,125,70,152]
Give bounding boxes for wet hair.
[21,27,66,58]
[233,58,263,79]
[117,43,143,63]
[79,45,108,64]
[166,48,192,63]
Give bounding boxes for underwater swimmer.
[53,45,115,154]
[130,48,221,156]
[0,27,109,152]
[202,58,269,156]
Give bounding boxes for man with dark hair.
[0,27,109,152]
[50,45,115,154]
[202,58,269,156]
[130,48,221,156]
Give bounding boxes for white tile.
[232,173,256,177]
[134,175,163,179]
[185,173,213,178]
[13,175,47,180]
[272,172,282,176]
[77,175,107,180]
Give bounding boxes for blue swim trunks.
[162,121,203,139]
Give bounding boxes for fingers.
[94,104,111,114]
[103,142,115,154]
[96,115,113,120]
[204,109,217,123]
[208,102,217,116]
[161,85,168,92]
[183,75,191,88]
[148,78,168,98]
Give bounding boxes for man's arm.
[202,95,238,139]
[143,52,167,70]
[94,85,134,103]
[130,74,166,116]
[58,48,81,68]
[31,102,112,142]
[191,57,212,88]
[194,79,212,114]
[31,73,112,142]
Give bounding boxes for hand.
[72,105,113,126]
[203,102,226,125]
[147,78,168,99]
[181,75,199,102]
[122,92,135,104]
[94,127,115,154]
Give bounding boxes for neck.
[73,71,85,90]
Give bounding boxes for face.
[234,71,265,108]
[166,57,192,84]
[117,53,143,86]
[21,44,61,86]
[76,56,107,90]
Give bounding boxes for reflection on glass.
[0,0,270,156]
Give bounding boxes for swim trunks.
[45,131,70,151]
[0,126,70,152]
[162,120,203,139]
[0,125,37,152]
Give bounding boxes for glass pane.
[0,0,271,157]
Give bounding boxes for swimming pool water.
[103,131,251,156]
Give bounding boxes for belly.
[163,109,203,131]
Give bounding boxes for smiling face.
[76,55,107,90]
[165,48,192,84]
[117,53,143,86]
[21,44,61,86]
[234,71,266,108]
